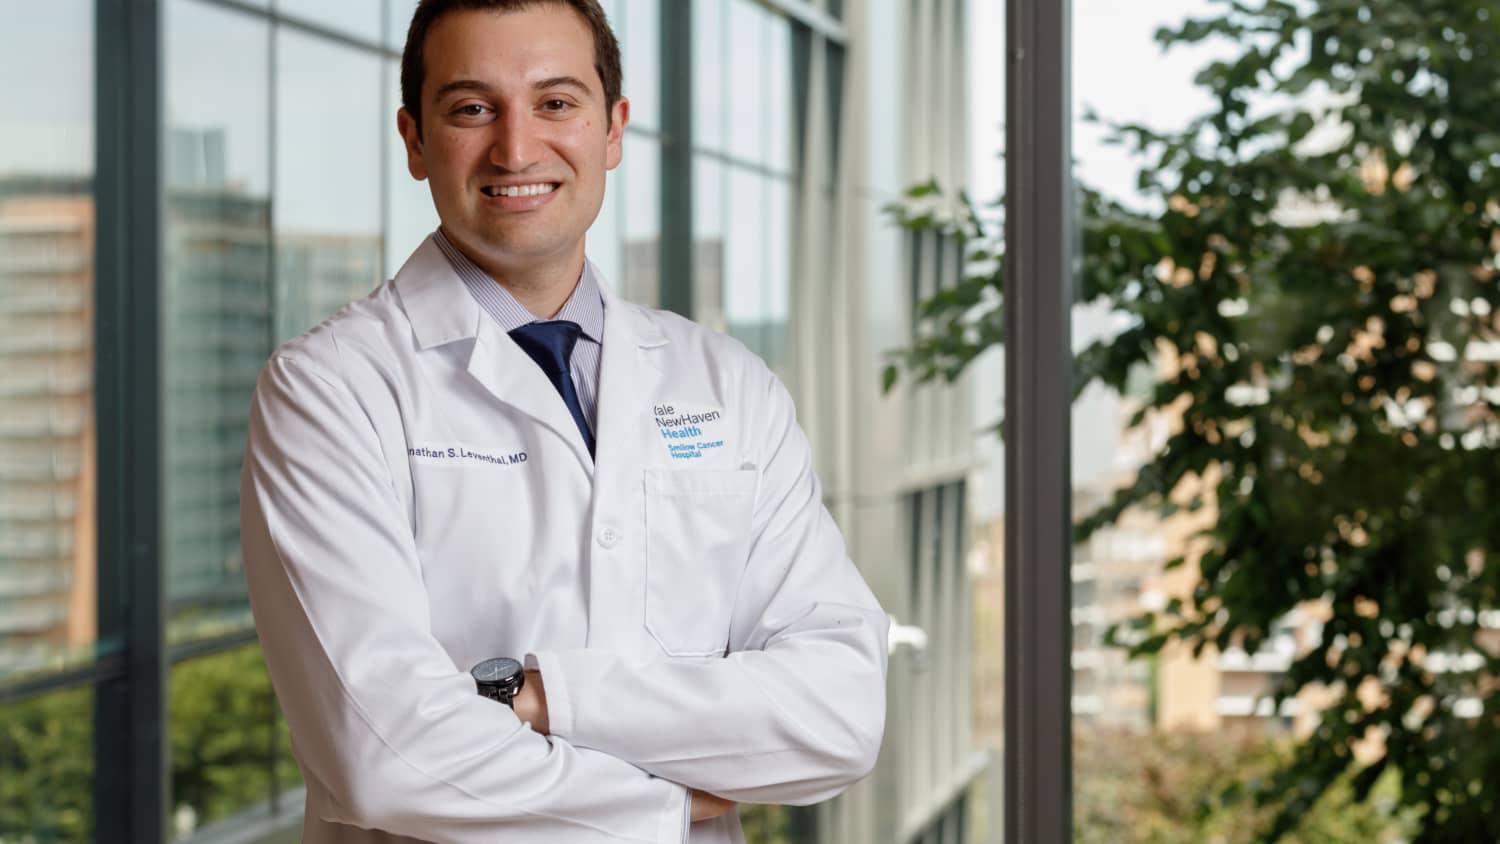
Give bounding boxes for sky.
[964,0,1238,521]
[967,0,1233,210]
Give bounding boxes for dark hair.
[400,0,623,134]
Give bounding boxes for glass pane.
[763,16,793,175]
[725,0,764,165]
[168,643,303,840]
[1070,0,1490,840]
[588,148,625,300]
[276,0,381,44]
[616,0,659,130]
[618,133,660,308]
[0,0,98,682]
[163,0,272,644]
[386,58,439,278]
[691,156,725,333]
[721,165,766,360]
[691,0,724,152]
[274,29,384,342]
[761,177,791,371]
[0,684,94,842]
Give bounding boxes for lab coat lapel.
[394,235,594,476]
[592,279,668,468]
[466,318,596,476]
[586,269,668,645]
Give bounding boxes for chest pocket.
[643,468,758,657]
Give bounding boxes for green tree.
[887,0,1500,840]
[0,644,299,843]
[0,686,92,844]
[168,643,301,834]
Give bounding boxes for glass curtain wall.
[1,0,972,841]
[0,2,99,838]
[692,0,795,373]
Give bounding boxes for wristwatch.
[470,657,525,706]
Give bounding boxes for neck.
[441,226,585,319]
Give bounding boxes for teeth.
[487,183,555,197]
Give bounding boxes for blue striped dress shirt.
[432,229,604,432]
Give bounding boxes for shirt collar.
[432,227,604,344]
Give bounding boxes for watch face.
[471,657,522,683]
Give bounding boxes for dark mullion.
[1003,0,1074,842]
[93,0,168,841]
[657,0,693,317]
[0,655,126,707]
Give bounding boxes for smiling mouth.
[481,183,559,197]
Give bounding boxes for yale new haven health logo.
[653,403,727,461]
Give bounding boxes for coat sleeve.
[529,361,890,805]
[240,353,690,843]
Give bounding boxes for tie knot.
[509,320,584,373]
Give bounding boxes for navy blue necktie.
[508,320,595,457]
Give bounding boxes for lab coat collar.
[394,233,669,352]
[392,233,670,476]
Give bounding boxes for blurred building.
[0,180,96,678]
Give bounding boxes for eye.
[542,98,571,112]
[454,103,491,117]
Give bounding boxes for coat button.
[596,526,621,549]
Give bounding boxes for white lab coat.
[239,234,890,844]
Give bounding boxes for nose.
[488,106,542,172]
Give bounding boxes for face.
[397,5,628,276]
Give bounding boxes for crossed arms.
[239,353,889,843]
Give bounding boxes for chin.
[472,230,579,266]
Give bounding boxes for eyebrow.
[532,75,593,97]
[432,76,594,102]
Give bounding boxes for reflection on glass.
[691,157,725,333]
[615,0,659,130]
[168,644,302,840]
[589,156,624,300]
[617,133,660,307]
[763,18,793,174]
[386,59,439,277]
[276,0,381,44]
[274,29,384,342]
[712,167,792,372]
[0,0,97,682]
[722,166,768,361]
[163,0,272,644]
[0,685,93,842]
[691,0,724,152]
[762,177,790,369]
[725,0,765,165]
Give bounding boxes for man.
[239,1,889,841]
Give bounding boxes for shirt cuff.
[523,651,575,739]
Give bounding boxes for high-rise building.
[0,181,96,678]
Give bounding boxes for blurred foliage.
[168,643,301,837]
[0,686,92,844]
[739,803,800,844]
[0,643,299,844]
[887,0,1500,839]
[1076,726,1418,843]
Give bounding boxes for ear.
[605,96,630,171]
[396,107,428,181]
